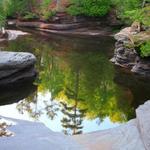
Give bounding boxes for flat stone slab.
[0,117,86,150]
[73,119,145,150]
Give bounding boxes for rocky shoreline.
[111,27,150,77]
[7,20,115,37]
[0,100,150,150]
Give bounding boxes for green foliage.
[114,0,150,26]
[140,41,150,57]
[0,0,10,28]
[4,0,39,19]
[23,12,39,20]
[7,0,31,17]
[115,0,141,12]
[0,8,6,28]
[67,0,112,17]
[113,0,142,17]
[124,6,150,26]
[39,0,56,20]
[41,11,56,20]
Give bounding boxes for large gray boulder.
[0,51,36,86]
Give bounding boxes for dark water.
[0,31,150,135]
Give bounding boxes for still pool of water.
[0,31,150,135]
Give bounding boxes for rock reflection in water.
[0,118,15,137]
[0,82,37,106]
[114,67,150,117]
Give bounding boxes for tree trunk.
[142,0,146,8]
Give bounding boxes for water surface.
[0,31,150,135]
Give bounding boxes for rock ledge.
[111,27,150,77]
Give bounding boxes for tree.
[7,0,37,18]
[124,4,150,26]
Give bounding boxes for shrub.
[23,12,39,20]
[114,0,142,17]
[124,6,150,26]
[67,0,112,17]
[0,0,10,28]
[39,0,56,20]
[140,41,150,57]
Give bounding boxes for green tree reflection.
[2,35,134,134]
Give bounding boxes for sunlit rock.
[73,100,150,150]
[0,117,86,150]
[136,101,150,150]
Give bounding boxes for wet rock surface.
[132,59,150,76]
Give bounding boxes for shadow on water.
[0,31,149,134]
[114,67,150,110]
